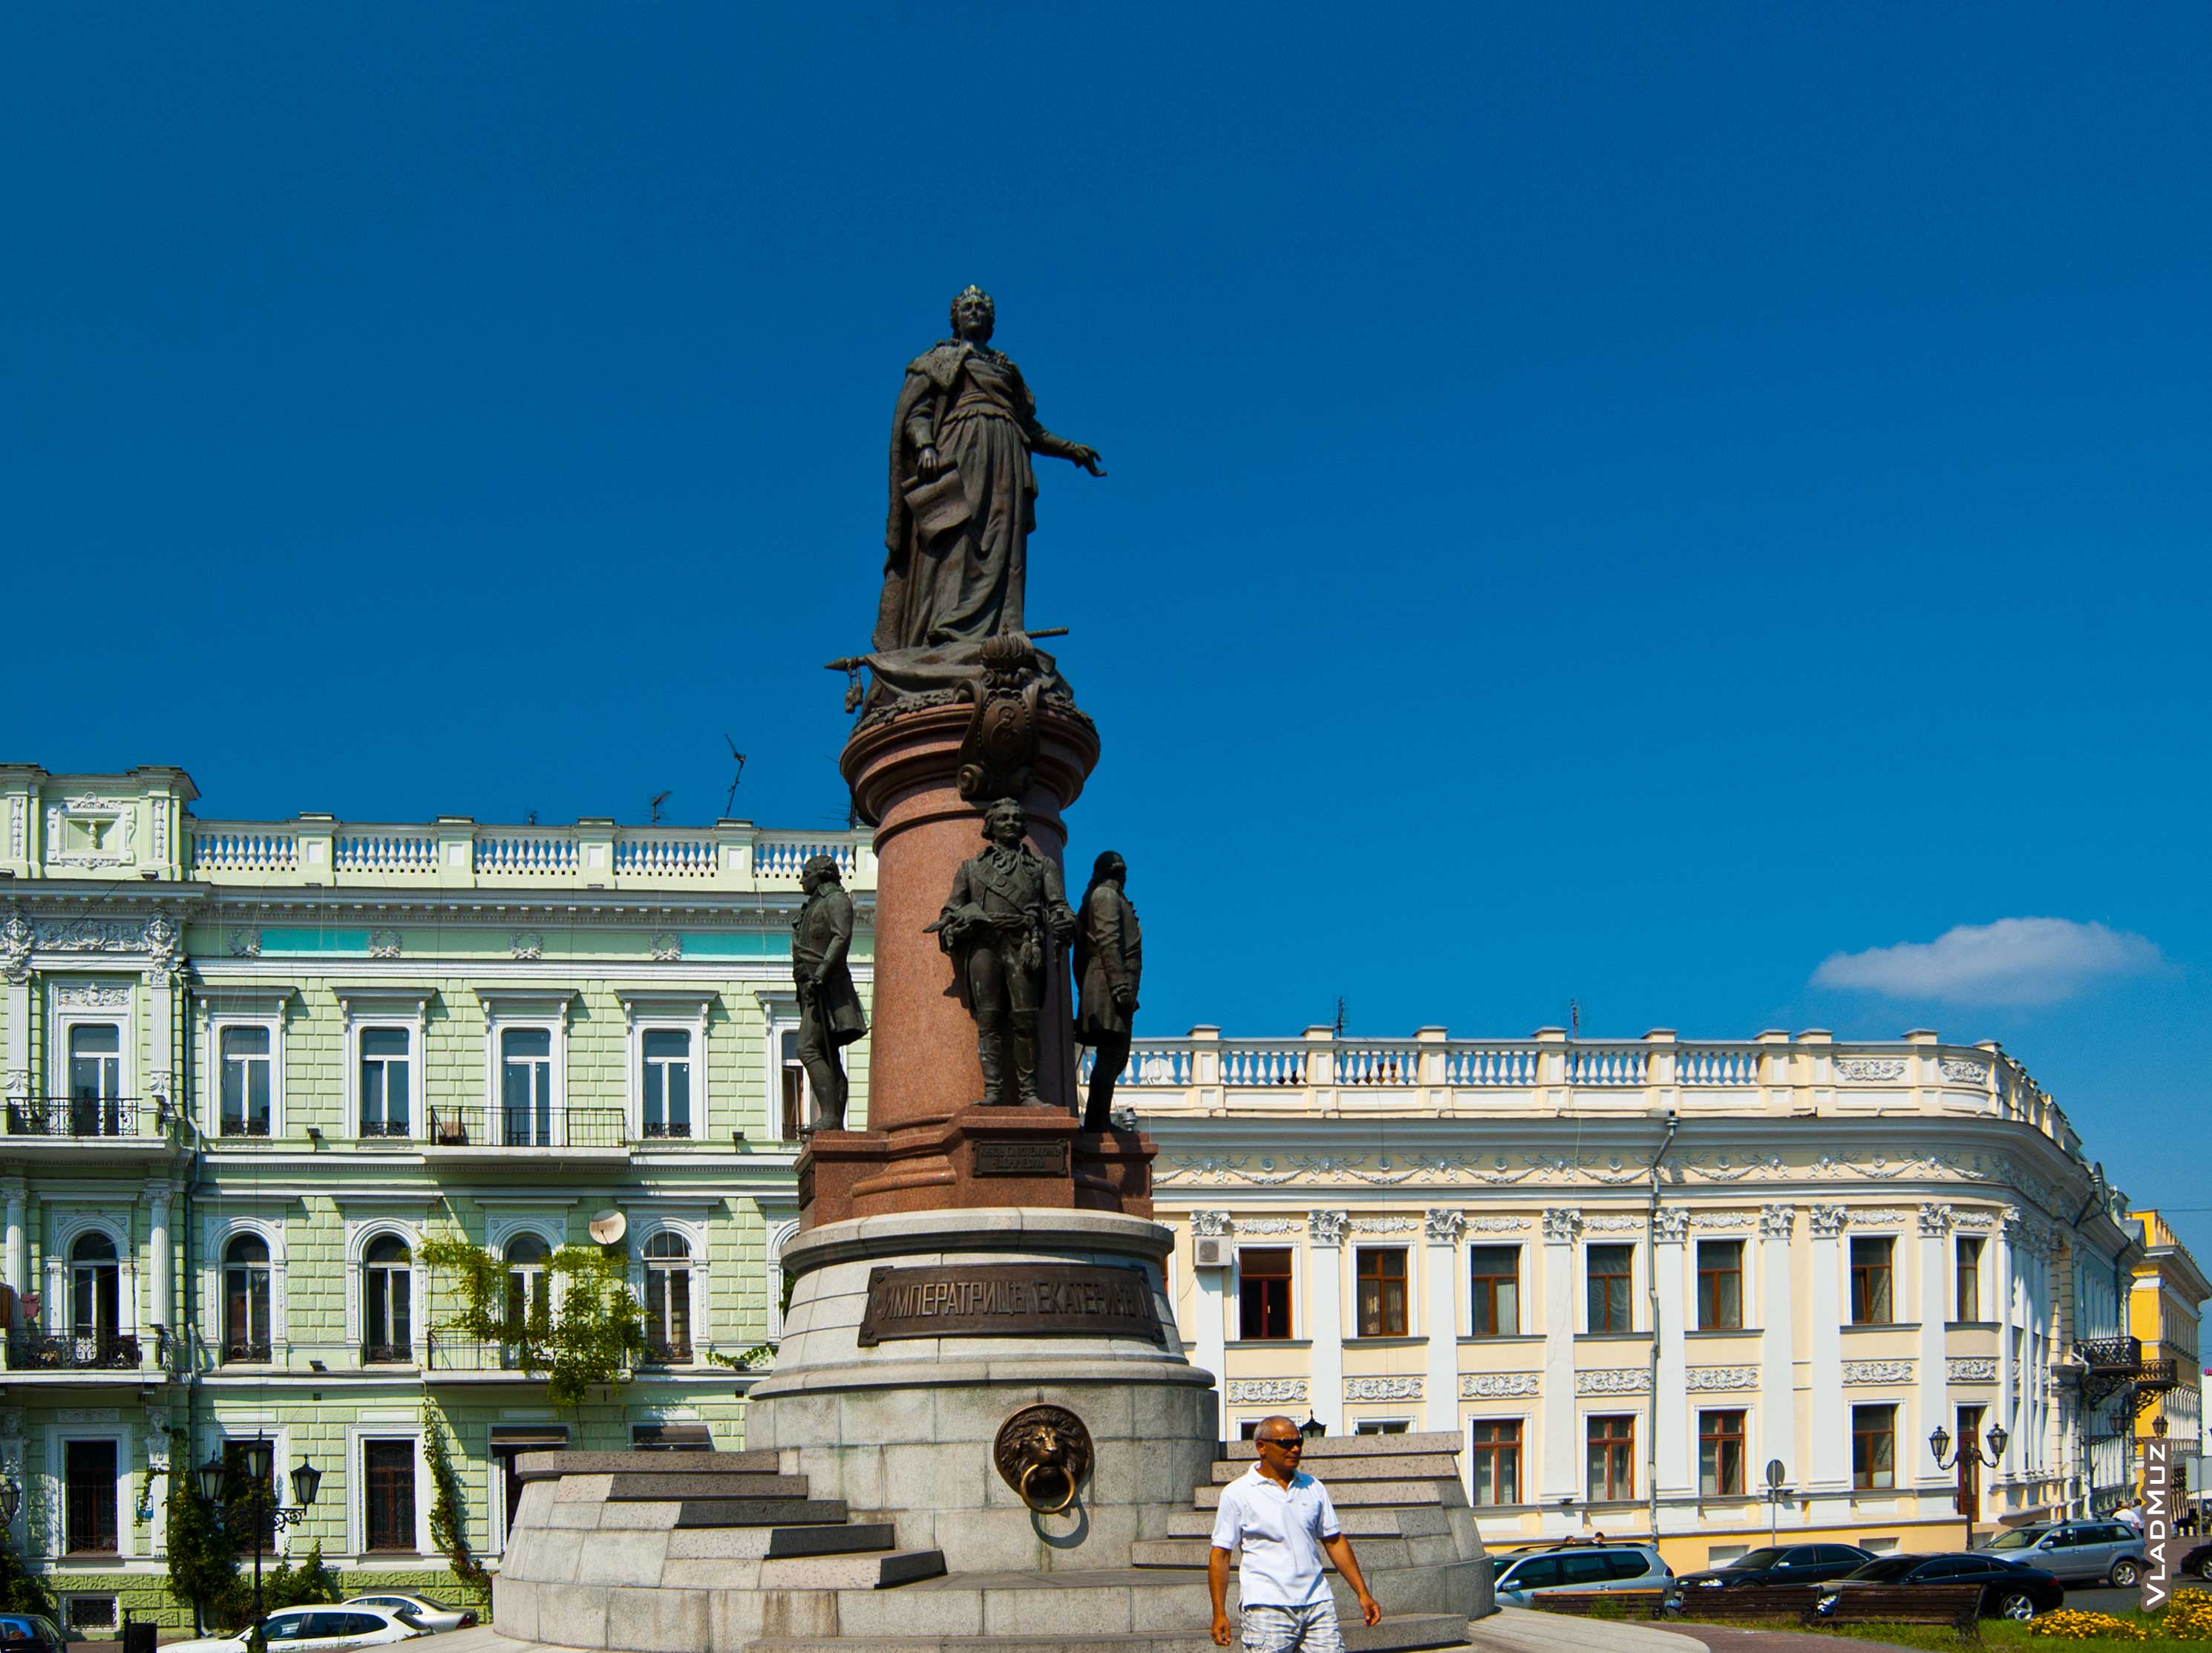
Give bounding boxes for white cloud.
[1812,917,2164,1006]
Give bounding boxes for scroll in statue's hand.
[917,445,943,480]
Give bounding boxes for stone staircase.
[494,1434,1490,1653]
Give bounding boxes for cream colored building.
[1111,1026,2161,1570]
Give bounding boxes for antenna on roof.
[1333,997,1347,1037]
[722,736,748,816]
[649,791,672,825]
[1570,998,1582,1037]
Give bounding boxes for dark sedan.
[1678,1543,1874,1592]
[1816,1553,2066,1623]
[2182,1540,2212,1582]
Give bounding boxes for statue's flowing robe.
[875,341,1061,653]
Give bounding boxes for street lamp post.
[1930,1421,2009,1551]
[199,1436,319,1653]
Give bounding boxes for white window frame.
[336,988,431,1143]
[45,1211,137,1343]
[476,991,575,1146]
[1351,1243,1417,1338]
[202,1214,288,1353]
[46,1422,134,1560]
[1580,1404,1645,1504]
[618,991,713,1143]
[1465,1411,1531,1508]
[1349,1415,1415,1435]
[765,1217,799,1342]
[1583,1239,1639,1335]
[753,989,808,1141]
[1694,1402,1753,1497]
[629,1211,710,1366]
[1229,1241,1302,1344]
[346,1424,431,1558]
[1466,1240,1525,1338]
[205,991,289,1142]
[50,987,134,1113]
[341,1218,427,1362]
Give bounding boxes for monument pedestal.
[799,1113,1154,1225]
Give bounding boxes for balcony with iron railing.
[2,1327,184,1373]
[187,816,874,893]
[1081,1026,2077,1145]
[4,1097,170,1141]
[427,1105,628,1152]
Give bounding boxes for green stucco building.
[0,765,862,1629]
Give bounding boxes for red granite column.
[795,698,1117,1224]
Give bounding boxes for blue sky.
[6,6,2208,1246]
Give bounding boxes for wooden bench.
[1672,1584,1825,1626]
[1819,1583,1985,1636]
[1528,1589,1671,1620]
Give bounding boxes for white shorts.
[1240,1601,1344,1653]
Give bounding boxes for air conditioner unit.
[1194,1238,1227,1267]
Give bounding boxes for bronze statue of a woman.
[873,287,1105,657]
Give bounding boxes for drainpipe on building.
[1646,1109,1678,1546]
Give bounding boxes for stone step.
[1194,1479,1466,1510]
[758,1548,948,1590]
[1223,1433,1462,1461]
[675,1496,849,1528]
[517,1447,779,1481]
[1208,1455,1460,1484]
[1167,1506,1456,1539]
[1129,1537,1439,1572]
[606,1472,811,1500]
[766,1522,902,1559]
[746,1610,1476,1653]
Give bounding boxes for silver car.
[1492,1542,1675,1608]
[1975,1520,2145,1588]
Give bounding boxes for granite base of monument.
[491,1207,1492,1653]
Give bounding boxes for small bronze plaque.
[975,1139,1068,1177]
[857,1262,1164,1346]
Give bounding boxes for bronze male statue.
[1073,851,1142,1131]
[793,853,866,1131]
[932,799,1076,1107]
[875,286,1105,655]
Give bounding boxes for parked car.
[164,1605,431,1653]
[342,1596,477,1634]
[2179,1539,2212,1581]
[1491,1542,1675,1608]
[1678,1543,1874,1591]
[1816,1553,2065,1623]
[1974,1519,2146,1588]
[0,1614,66,1653]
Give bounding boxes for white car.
[165,1604,429,1653]
[343,1595,477,1634]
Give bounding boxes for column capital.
[1759,1202,1796,1239]
[1424,1208,1465,1246]
[1653,1207,1689,1244]
[1809,1203,1848,1240]
[1542,1208,1583,1243]
[1308,1210,1348,1247]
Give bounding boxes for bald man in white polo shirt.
[1209,1415,1381,1653]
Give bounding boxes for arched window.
[223,1234,272,1362]
[69,1231,120,1341]
[504,1234,552,1330]
[363,1235,413,1364]
[643,1232,692,1363]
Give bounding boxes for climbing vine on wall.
[417,1230,644,1406]
[420,1409,488,1590]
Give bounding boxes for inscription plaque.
[975,1139,1069,1176]
[858,1262,1164,1346]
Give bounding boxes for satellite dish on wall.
[589,1210,627,1245]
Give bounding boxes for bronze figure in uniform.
[931,799,1077,1107]
[874,286,1105,655]
[1073,851,1142,1131]
[793,853,867,1131]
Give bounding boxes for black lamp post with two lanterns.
[1930,1419,2008,1549]
[197,1436,320,1652]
